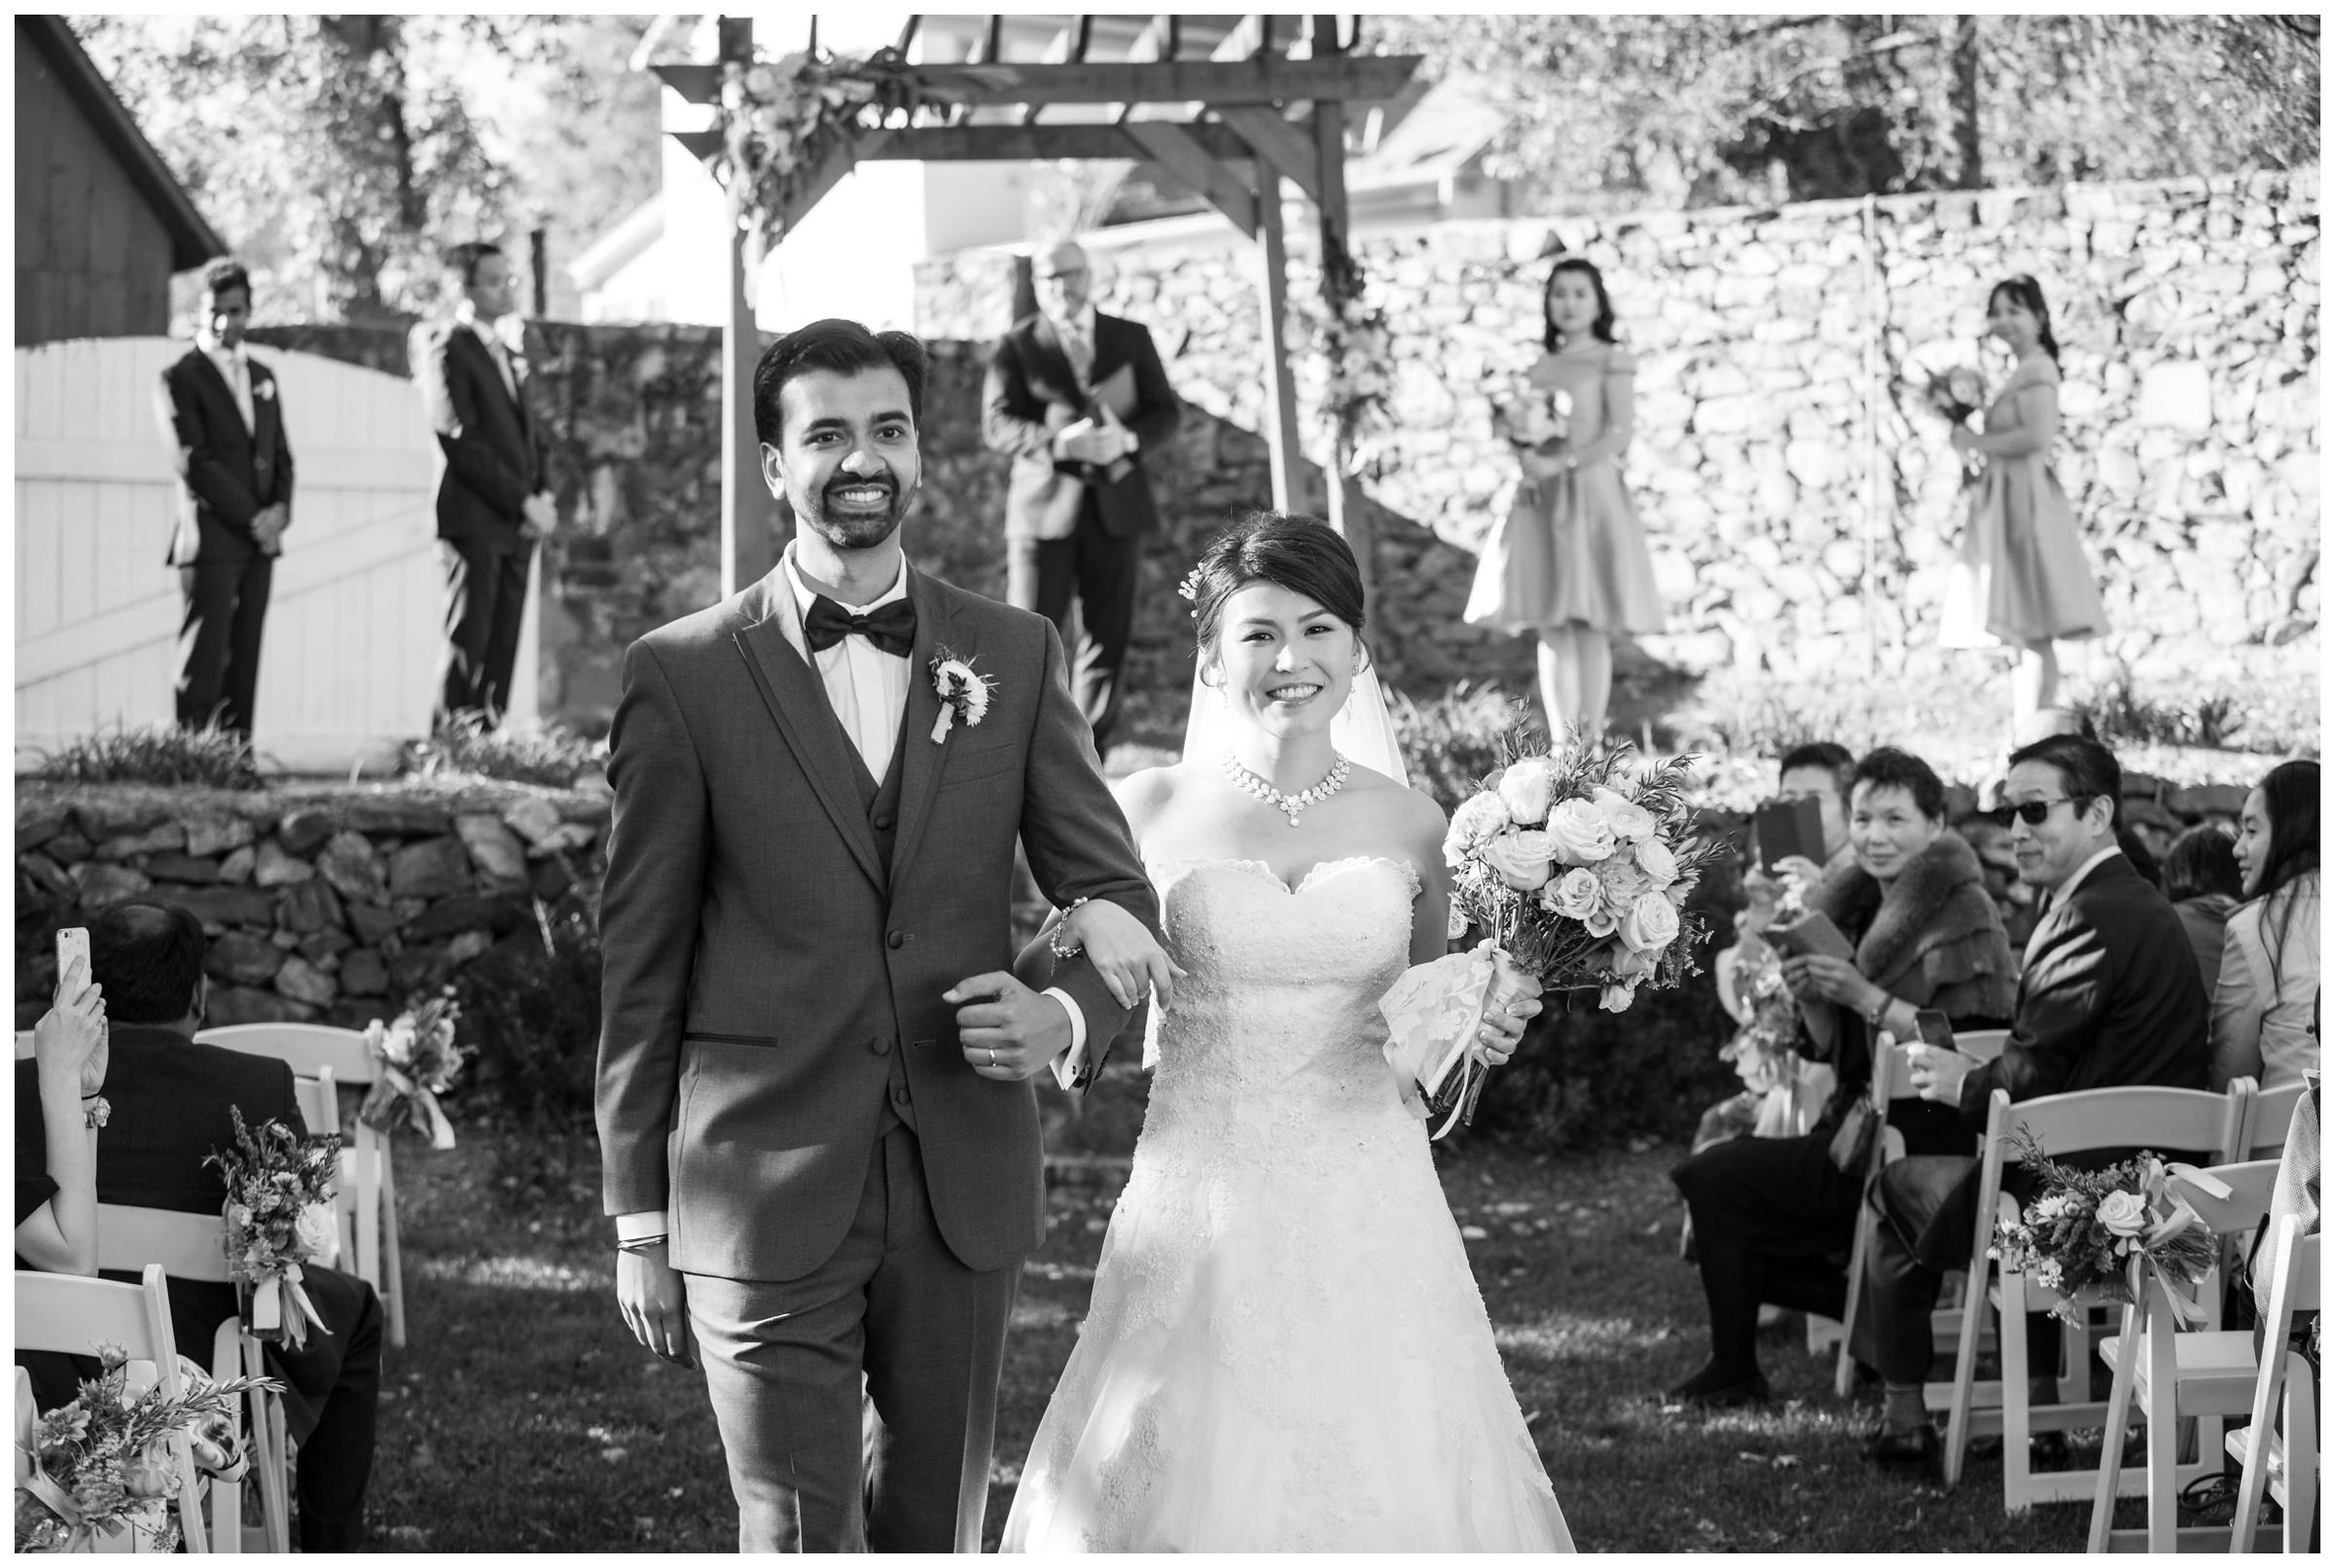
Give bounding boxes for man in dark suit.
[14,902,383,1550]
[981,238,1180,753]
[1855,734,2210,1468]
[155,257,294,737]
[597,320,1166,1550]
[414,239,555,731]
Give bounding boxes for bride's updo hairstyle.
[1187,511,1367,657]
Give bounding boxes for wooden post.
[1310,15,1372,610]
[1253,170,1299,514]
[718,15,760,602]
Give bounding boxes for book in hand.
[1753,797,1827,872]
[1764,909,1856,1054]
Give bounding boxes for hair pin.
[1176,566,1203,610]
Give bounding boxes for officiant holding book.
[983,238,1180,753]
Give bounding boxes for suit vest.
[838,702,920,1135]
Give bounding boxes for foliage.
[451,901,602,1125]
[401,717,605,790]
[72,16,660,324]
[1375,15,2319,208]
[34,725,263,790]
[205,1106,341,1348]
[15,1347,278,1553]
[1992,1134,2222,1324]
[1390,684,1543,819]
[1285,223,1396,479]
[2074,673,2249,753]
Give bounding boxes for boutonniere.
[254,379,274,402]
[928,647,993,743]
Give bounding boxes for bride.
[1001,513,1575,1551]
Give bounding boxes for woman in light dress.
[2210,758,2319,1090]
[1002,514,1573,1552]
[1466,256,1665,744]
[1938,274,2107,725]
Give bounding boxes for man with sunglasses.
[1853,732,2209,1471]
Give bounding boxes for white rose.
[1593,787,1659,842]
[1496,756,1561,825]
[1599,855,1651,909]
[1545,798,1617,865]
[1547,867,1602,921]
[1482,831,1554,892]
[294,1201,340,1264]
[1599,980,1637,1013]
[1620,890,1682,953]
[1444,793,1513,867]
[1581,901,1620,939]
[2095,1191,2148,1239]
[1634,836,1680,886]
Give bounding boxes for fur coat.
[1807,830,2019,1025]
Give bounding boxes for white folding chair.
[1832,1028,2010,1398]
[95,1204,295,1553]
[2236,1079,2309,1161]
[1942,1083,2246,1507]
[198,1023,404,1347]
[17,1028,37,1059]
[2081,1160,2286,1550]
[2226,1217,2319,1553]
[16,1265,210,1552]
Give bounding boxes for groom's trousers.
[687,1121,1022,1552]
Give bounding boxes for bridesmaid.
[1465,256,1664,743]
[1937,275,2106,726]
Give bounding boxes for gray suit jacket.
[594,561,1156,1281]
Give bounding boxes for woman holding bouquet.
[1002,514,1573,1550]
[1667,748,2015,1408]
[1465,256,1664,744]
[1938,275,2106,726]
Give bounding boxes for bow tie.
[803,594,916,658]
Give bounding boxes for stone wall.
[918,167,2322,695]
[14,782,608,1031]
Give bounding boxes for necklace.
[1220,751,1350,828]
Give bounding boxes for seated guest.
[14,957,110,1274]
[1957,810,2040,964]
[2213,759,2320,1090]
[1670,747,2016,1405]
[1857,734,2209,1469]
[1698,742,1858,1151]
[12,902,382,1550]
[2162,824,2244,999]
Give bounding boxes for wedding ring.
[986,1048,996,1067]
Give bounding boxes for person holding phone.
[1668,747,2015,1408]
[14,941,109,1275]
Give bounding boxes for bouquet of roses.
[205,1107,341,1349]
[1495,374,1574,452]
[1991,1131,2224,1326]
[14,1345,278,1552]
[1718,953,1803,1097]
[1382,734,1723,1136]
[1922,366,1987,426]
[359,986,468,1150]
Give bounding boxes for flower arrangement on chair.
[14,1347,277,1552]
[206,1108,341,1350]
[359,987,469,1149]
[1383,734,1722,1136]
[1991,1132,2223,1325]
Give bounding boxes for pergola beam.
[1117,121,1259,238]
[1217,105,1325,207]
[652,54,1419,110]
[679,121,1260,164]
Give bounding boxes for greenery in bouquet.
[360,986,470,1147]
[1990,1131,2221,1325]
[1442,730,1728,1012]
[14,1345,278,1552]
[204,1106,341,1349]
[1717,951,1801,1097]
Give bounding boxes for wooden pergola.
[653,14,1420,608]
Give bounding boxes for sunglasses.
[1994,796,2076,826]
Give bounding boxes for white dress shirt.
[612,548,1089,1245]
[1051,303,1098,387]
[197,331,254,432]
[454,300,518,402]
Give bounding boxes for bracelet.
[616,1234,667,1255]
[83,1095,111,1130]
[1864,993,1892,1029]
[1048,898,1092,962]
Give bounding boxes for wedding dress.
[1001,855,1574,1551]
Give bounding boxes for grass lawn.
[358,1063,2156,1554]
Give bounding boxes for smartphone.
[1913,1009,1958,1053]
[55,926,90,990]
[1753,797,1825,873]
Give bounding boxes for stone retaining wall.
[918,167,2321,696]
[14,783,609,1031]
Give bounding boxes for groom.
[595,319,1162,1551]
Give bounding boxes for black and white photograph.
[11,10,2322,1553]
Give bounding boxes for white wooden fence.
[13,338,538,774]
